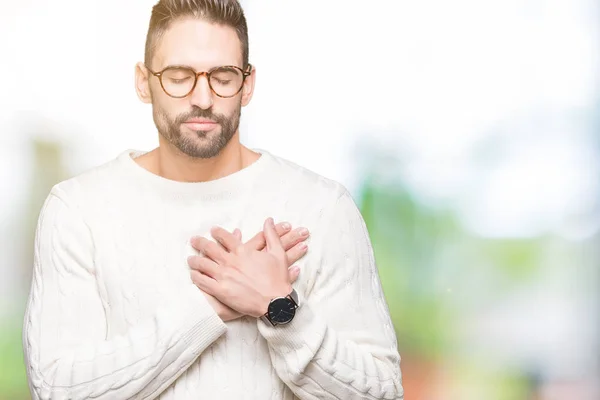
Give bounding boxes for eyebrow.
[162,64,242,72]
[212,66,239,73]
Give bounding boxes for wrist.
[221,309,241,322]
[261,285,293,315]
[260,287,299,326]
[203,292,241,322]
[256,285,293,317]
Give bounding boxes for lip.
[183,119,218,131]
[185,118,216,124]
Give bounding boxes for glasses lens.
[161,67,196,97]
[209,67,244,97]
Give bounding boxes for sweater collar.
[118,147,274,201]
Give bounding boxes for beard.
[153,102,241,159]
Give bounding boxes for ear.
[135,62,153,104]
[240,64,256,107]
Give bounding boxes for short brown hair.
[144,0,249,68]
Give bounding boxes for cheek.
[152,104,176,133]
[153,97,184,121]
[214,99,242,118]
[152,101,167,121]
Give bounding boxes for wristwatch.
[260,288,299,326]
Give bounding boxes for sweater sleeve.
[22,189,228,400]
[257,188,404,400]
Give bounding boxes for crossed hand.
[188,218,310,321]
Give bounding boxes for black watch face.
[268,298,296,324]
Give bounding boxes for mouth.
[182,118,218,131]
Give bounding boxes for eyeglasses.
[146,64,253,99]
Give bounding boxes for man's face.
[147,19,250,159]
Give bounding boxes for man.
[22,0,404,399]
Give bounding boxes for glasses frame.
[146,64,253,99]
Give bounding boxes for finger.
[276,222,292,236]
[288,265,301,283]
[190,237,229,265]
[245,222,291,251]
[233,228,242,241]
[190,270,219,296]
[245,231,266,252]
[285,242,309,266]
[280,227,310,251]
[211,226,242,253]
[264,217,285,255]
[187,256,221,279]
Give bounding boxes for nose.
[189,74,214,110]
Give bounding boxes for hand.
[242,222,310,266]
[190,222,309,321]
[189,218,293,318]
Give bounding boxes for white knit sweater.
[23,148,404,400]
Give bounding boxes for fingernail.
[298,228,309,237]
[290,265,300,274]
[269,217,275,228]
[281,222,291,231]
[299,243,308,251]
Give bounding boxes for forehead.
[154,18,243,70]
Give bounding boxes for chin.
[178,139,225,159]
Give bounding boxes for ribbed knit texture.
[23,148,404,400]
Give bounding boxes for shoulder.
[261,149,351,207]
[49,149,133,209]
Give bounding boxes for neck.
[137,132,260,183]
